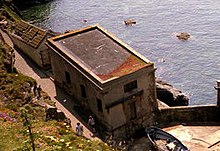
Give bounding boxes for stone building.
[9,20,54,69]
[46,25,158,138]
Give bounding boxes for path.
[0,29,98,140]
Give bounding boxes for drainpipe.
[215,80,220,106]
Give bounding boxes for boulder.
[176,32,190,40]
[56,110,66,121]
[45,104,69,121]
[45,106,57,121]
[124,19,136,25]
[156,79,189,106]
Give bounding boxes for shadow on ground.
[15,47,48,78]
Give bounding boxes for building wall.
[11,35,42,67]
[49,50,106,119]
[104,66,158,134]
[38,36,51,68]
[10,34,50,68]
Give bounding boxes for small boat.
[146,127,190,151]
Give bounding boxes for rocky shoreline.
[156,79,189,107]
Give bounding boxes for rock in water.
[176,32,190,40]
[156,80,189,106]
[124,19,136,25]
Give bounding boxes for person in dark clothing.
[37,85,42,100]
[33,83,37,96]
[88,115,96,133]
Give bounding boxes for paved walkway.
[0,29,97,140]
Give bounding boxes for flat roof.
[47,25,153,82]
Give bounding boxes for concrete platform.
[163,124,220,151]
[130,124,220,151]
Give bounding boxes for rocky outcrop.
[124,19,136,25]
[45,104,67,121]
[156,79,189,106]
[176,32,190,40]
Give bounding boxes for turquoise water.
[21,0,220,105]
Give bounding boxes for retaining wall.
[157,105,220,127]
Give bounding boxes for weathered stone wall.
[100,65,159,141]
[10,34,43,67]
[38,35,51,68]
[111,112,154,140]
[157,105,220,127]
[49,49,104,115]
[104,66,157,129]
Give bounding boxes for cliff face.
[156,79,189,106]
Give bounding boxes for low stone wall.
[157,105,220,127]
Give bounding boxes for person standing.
[88,116,96,133]
[33,82,37,96]
[37,85,42,100]
[80,125,84,136]
[9,48,15,73]
[76,123,82,136]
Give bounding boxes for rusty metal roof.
[48,25,152,82]
[13,20,46,48]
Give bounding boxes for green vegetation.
[0,106,113,151]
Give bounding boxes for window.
[65,71,71,84]
[124,80,137,93]
[80,84,87,98]
[97,98,103,112]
